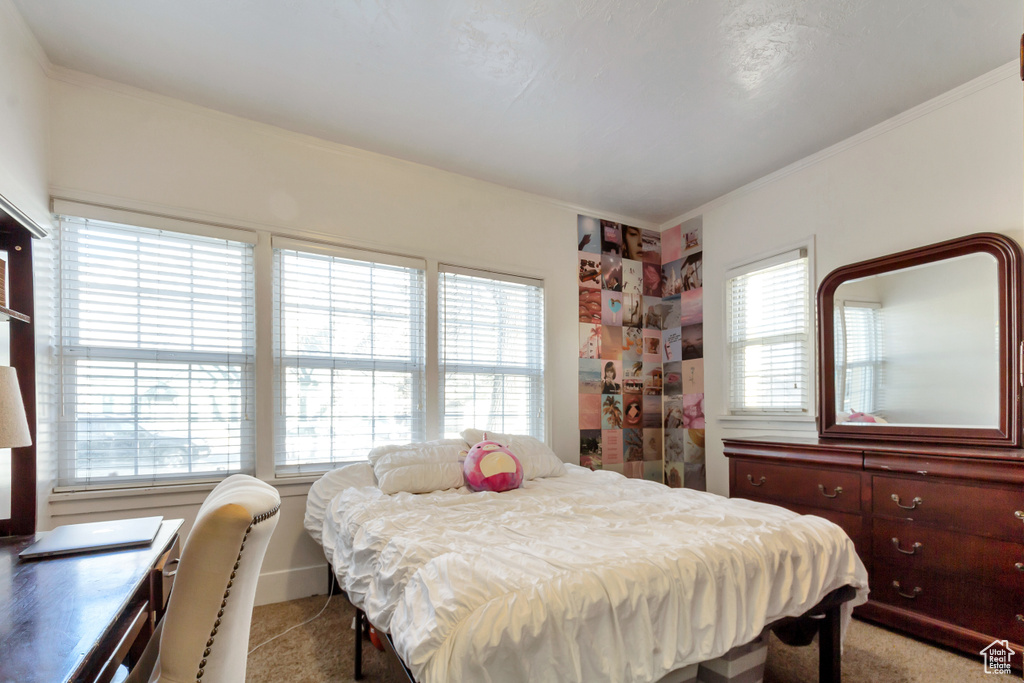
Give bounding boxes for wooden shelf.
[0,305,29,323]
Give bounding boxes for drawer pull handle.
[1018,614,1024,623]
[891,538,922,555]
[892,581,922,599]
[164,558,180,579]
[1016,562,1024,573]
[747,475,766,487]
[1016,510,1024,521]
[891,494,923,510]
[818,484,843,498]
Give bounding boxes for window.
[835,301,884,415]
[56,216,256,487]
[726,248,810,414]
[52,209,546,485]
[439,267,545,439]
[273,238,426,473]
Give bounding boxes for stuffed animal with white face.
[462,438,523,493]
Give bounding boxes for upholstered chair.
[127,474,281,683]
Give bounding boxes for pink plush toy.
[462,438,523,493]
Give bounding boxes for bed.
[304,437,869,683]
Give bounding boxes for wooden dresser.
[725,435,1024,661]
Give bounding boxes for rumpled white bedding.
[307,464,869,683]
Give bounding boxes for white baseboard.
[255,563,329,606]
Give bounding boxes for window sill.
[717,414,818,431]
[48,474,324,518]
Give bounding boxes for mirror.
[818,232,1022,447]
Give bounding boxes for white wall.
[0,0,49,230]
[0,0,53,530]
[664,64,1023,497]
[874,254,999,425]
[43,68,654,603]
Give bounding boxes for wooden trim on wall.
[0,212,37,535]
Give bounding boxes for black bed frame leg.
[355,608,365,680]
[818,603,841,683]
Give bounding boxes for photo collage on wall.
[660,216,705,490]
[578,215,663,482]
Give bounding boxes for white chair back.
[131,474,280,683]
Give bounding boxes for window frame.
[47,202,550,488]
[52,207,258,490]
[834,299,884,416]
[271,236,428,475]
[723,238,816,419]
[437,264,546,441]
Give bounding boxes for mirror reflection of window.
[835,301,884,419]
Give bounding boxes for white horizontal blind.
[274,244,425,473]
[836,302,884,414]
[439,267,544,439]
[726,250,809,413]
[56,216,255,487]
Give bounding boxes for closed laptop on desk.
[19,516,164,560]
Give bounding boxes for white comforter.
[309,464,869,683]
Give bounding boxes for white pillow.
[460,429,567,480]
[368,439,468,495]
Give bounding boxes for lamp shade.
[0,366,31,448]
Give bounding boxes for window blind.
[56,216,256,487]
[273,241,426,473]
[835,302,884,414]
[726,250,809,414]
[439,267,545,439]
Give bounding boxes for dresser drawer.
[152,534,181,624]
[732,460,862,513]
[871,563,1024,641]
[872,519,1024,592]
[872,476,1024,541]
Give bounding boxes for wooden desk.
[0,519,183,683]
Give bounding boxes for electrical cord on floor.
[248,591,334,656]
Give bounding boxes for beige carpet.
[247,595,995,682]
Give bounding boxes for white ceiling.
[12,1,1022,224]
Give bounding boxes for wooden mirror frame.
[818,232,1023,448]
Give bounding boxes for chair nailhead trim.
[195,502,281,681]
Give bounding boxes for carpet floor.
[247,595,996,682]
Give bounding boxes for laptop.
[19,515,164,560]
